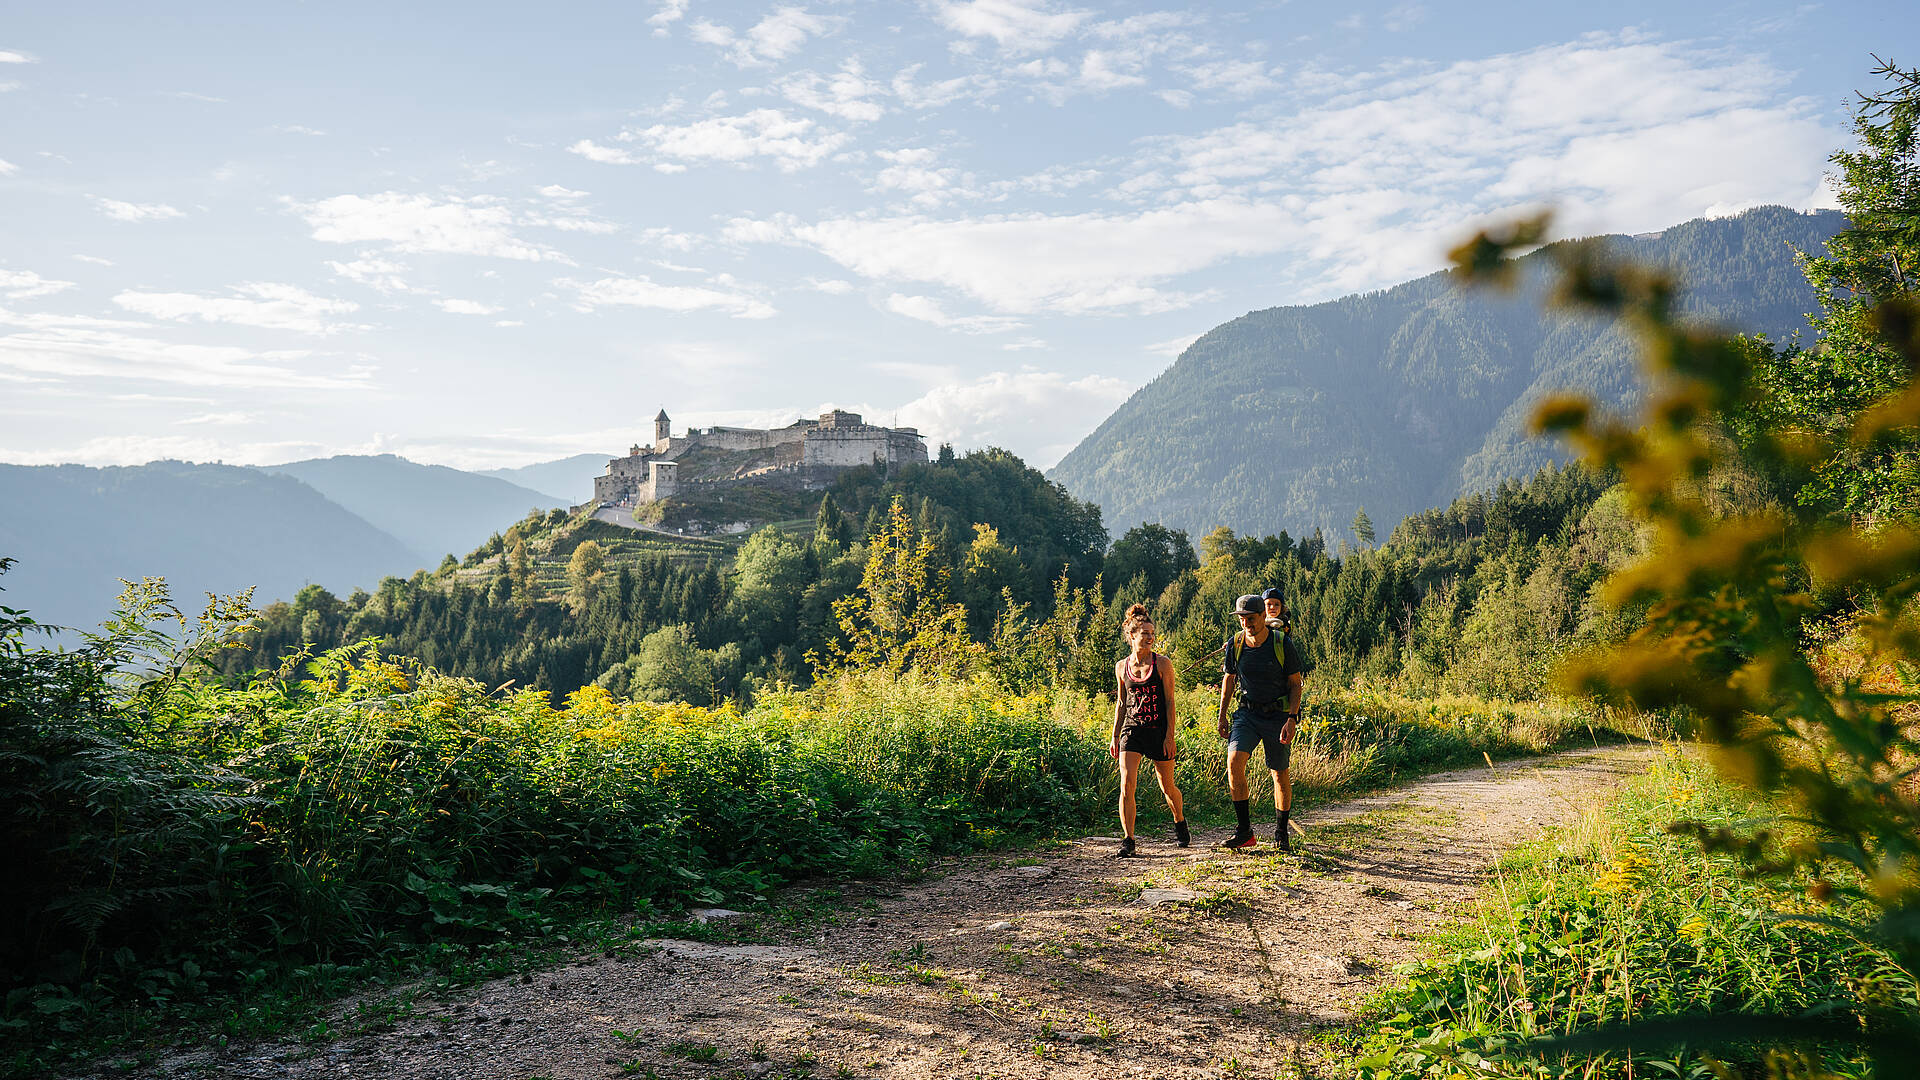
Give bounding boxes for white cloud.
[648,0,689,36]
[0,310,374,391]
[326,254,416,294]
[1145,331,1202,358]
[1077,49,1146,91]
[539,184,590,199]
[567,139,641,165]
[436,298,501,315]
[0,158,17,175]
[1,270,77,301]
[288,192,571,262]
[936,0,1090,55]
[778,62,887,122]
[890,63,995,109]
[731,35,1840,317]
[1175,57,1279,97]
[640,226,700,251]
[883,293,1025,333]
[93,197,185,223]
[0,434,343,467]
[592,109,852,172]
[114,283,363,335]
[174,411,258,426]
[895,370,1132,468]
[1384,3,1428,32]
[166,90,226,103]
[736,201,1271,314]
[806,277,854,294]
[272,124,326,136]
[0,50,36,64]
[690,6,834,67]
[494,319,525,327]
[72,254,115,266]
[563,274,776,319]
[871,147,960,205]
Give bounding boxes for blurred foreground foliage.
[1411,57,1920,1077]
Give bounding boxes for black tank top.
[1120,655,1168,730]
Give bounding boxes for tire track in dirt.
[124,745,1650,1080]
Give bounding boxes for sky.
[0,1,1906,473]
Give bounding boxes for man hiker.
[1216,593,1306,851]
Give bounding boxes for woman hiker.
[1109,603,1189,857]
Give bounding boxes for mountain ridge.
[1049,206,1844,541]
[259,454,565,564]
[0,460,422,632]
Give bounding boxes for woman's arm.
[1159,654,1177,758]
[1110,666,1126,757]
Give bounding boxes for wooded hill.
[1050,206,1845,541]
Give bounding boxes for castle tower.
[648,459,678,500]
[653,408,670,448]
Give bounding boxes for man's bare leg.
[1271,767,1293,851]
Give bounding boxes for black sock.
[1277,808,1290,832]
[1234,799,1251,833]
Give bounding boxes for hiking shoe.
[1116,836,1137,858]
[1221,830,1257,851]
[1273,826,1292,853]
[1174,821,1191,848]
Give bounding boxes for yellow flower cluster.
[1589,845,1653,897]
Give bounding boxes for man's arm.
[1217,673,1235,738]
[1281,672,1304,743]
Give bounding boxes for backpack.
[1228,626,1291,672]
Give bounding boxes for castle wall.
[804,428,896,467]
[692,425,811,452]
[888,429,929,464]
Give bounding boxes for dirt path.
[133,745,1650,1080]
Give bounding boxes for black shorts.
[1227,707,1292,772]
[1118,724,1171,761]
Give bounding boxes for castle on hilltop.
[593,408,928,508]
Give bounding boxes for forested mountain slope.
[0,461,420,631]
[1050,206,1844,539]
[260,454,564,565]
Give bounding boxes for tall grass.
[1105,683,1649,828]
[1352,748,1908,1079]
[6,608,1649,1068]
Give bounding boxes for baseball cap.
[1261,587,1283,602]
[1232,594,1263,615]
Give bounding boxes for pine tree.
[508,540,534,600]
[1351,507,1376,548]
[813,492,853,552]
